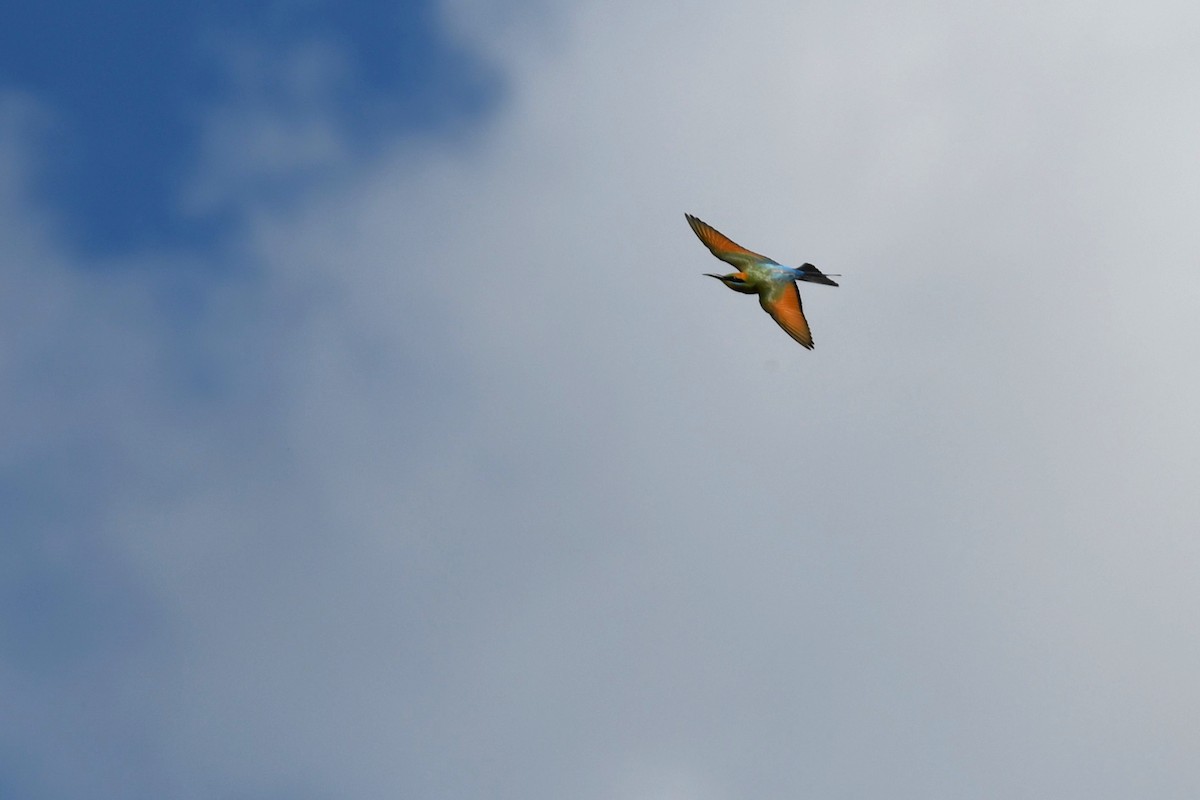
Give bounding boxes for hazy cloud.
[4,1,1200,798]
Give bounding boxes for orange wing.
[759,281,814,349]
[685,214,770,266]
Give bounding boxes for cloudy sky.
[4,0,1200,797]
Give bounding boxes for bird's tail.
[795,263,839,286]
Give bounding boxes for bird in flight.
[686,213,838,349]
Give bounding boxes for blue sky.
[0,0,496,253]
[5,1,1200,799]
[2,3,499,796]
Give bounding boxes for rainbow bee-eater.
[686,213,838,349]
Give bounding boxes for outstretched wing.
[759,280,814,349]
[685,214,772,267]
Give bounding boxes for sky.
[3,0,1200,798]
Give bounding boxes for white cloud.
[5,1,1200,798]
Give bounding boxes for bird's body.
[686,213,837,349]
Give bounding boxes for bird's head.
[704,271,757,294]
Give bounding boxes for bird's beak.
[703,273,723,280]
